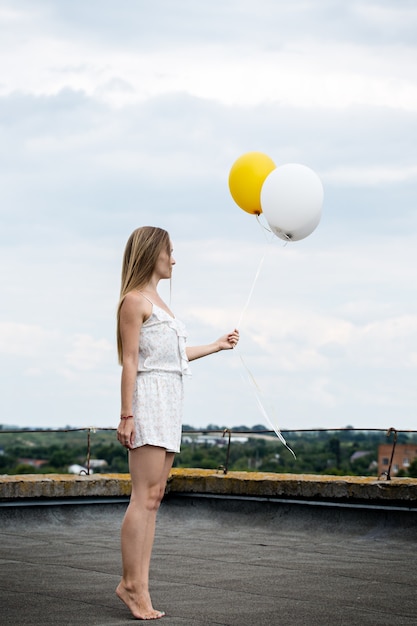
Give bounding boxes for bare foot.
[116,582,165,620]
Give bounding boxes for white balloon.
[260,163,323,241]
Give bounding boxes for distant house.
[17,458,48,469]
[88,459,108,469]
[182,434,249,447]
[68,464,93,475]
[378,444,417,476]
[350,451,372,463]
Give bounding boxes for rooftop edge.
[1,469,417,504]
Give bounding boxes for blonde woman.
[115,226,239,620]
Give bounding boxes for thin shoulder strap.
[138,291,154,305]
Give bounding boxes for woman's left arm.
[186,329,239,362]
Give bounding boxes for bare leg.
[116,445,175,620]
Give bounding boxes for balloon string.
[256,214,291,246]
[256,213,272,235]
[237,349,296,459]
[236,252,266,330]
[235,217,295,457]
[235,217,274,330]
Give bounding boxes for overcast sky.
[1,0,417,435]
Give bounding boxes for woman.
[115,226,239,620]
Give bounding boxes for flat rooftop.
[1,491,416,625]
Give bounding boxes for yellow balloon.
[229,152,276,215]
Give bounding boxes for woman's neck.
[140,277,159,295]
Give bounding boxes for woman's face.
[154,242,175,279]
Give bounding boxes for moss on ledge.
[1,469,417,504]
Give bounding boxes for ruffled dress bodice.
[138,304,190,377]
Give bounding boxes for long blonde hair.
[117,226,171,364]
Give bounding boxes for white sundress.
[131,297,190,453]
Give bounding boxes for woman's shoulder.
[121,290,152,321]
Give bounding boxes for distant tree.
[12,463,40,474]
[349,453,375,476]
[408,457,417,478]
[328,437,341,468]
[48,449,74,469]
[107,456,129,473]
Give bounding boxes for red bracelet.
[120,415,134,420]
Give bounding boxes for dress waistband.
[137,370,183,378]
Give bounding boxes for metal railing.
[0,425,416,478]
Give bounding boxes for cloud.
[0,323,59,357]
[65,334,113,371]
[323,165,417,186]
[0,1,416,431]
[0,322,113,374]
[1,1,417,112]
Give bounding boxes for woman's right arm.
[118,292,149,447]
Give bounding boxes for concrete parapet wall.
[167,469,417,502]
[0,473,132,500]
[1,469,417,504]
